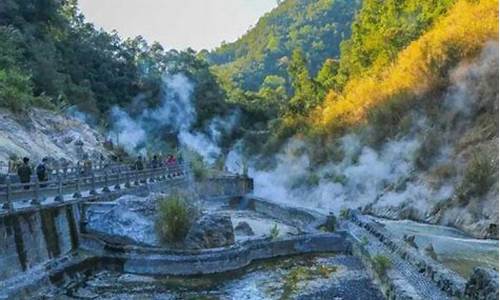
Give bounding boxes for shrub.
[270,223,280,240]
[339,208,350,220]
[415,133,441,170]
[372,254,392,276]
[459,150,497,198]
[156,195,193,243]
[190,155,209,181]
[289,172,320,190]
[365,92,414,147]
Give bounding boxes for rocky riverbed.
[46,254,384,300]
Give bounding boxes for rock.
[487,223,498,239]
[324,212,337,232]
[184,214,235,249]
[424,243,438,260]
[403,234,418,249]
[85,194,160,246]
[235,221,254,236]
[63,136,74,144]
[465,267,499,300]
[0,108,111,163]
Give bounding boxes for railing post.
[155,167,162,181]
[102,171,111,193]
[125,171,131,188]
[31,177,41,205]
[55,174,64,202]
[90,172,97,196]
[167,166,172,180]
[134,170,140,186]
[148,169,155,183]
[73,173,82,199]
[114,171,121,190]
[159,167,166,181]
[2,177,13,211]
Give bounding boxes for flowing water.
[375,218,499,277]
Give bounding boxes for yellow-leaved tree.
[315,0,498,133]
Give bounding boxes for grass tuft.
[156,195,194,243]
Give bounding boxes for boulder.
[403,234,418,249]
[465,267,499,300]
[324,212,337,232]
[424,243,438,260]
[63,136,74,144]
[85,194,160,246]
[184,214,235,249]
[235,221,254,236]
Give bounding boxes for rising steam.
[235,42,498,219]
[109,73,236,163]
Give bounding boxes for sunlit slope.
[316,0,498,130]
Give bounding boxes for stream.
[375,217,499,277]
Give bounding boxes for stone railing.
[0,164,187,214]
[1,160,124,178]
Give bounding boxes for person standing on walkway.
[134,156,144,171]
[151,155,160,169]
[83,154,93,176]
[17,157,32,190]
[36,158,49,188]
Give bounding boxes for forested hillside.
[245,0,498,238]
[208,0,359,92]
[0,0,228,129]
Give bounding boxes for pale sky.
[78,0,278,50]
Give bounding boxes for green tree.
[0,26,37,112]
[288,49,318,115]
[335,0,456,87]
[316,58,339,96]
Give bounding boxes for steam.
[110,106,147,153]
[445,41,499,117]
[225,140,245,174]
[66,105,96,126]
[238,42,498,217]
[109,73,237,163]
[247,136,437,213]
[149,74,195,131]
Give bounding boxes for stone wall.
[80,232,350,276]
[0,175,254,298]
[0,204,80,283]
[196,176,253,200]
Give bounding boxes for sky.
[78,0,278,51]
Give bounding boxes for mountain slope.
[208,0,360,92]
[247,0,499,239]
